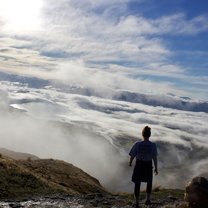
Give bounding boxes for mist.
[1,84,208,192]
[0,90,132,192]
[52,61,187,99]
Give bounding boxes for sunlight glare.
[0,0,43,33]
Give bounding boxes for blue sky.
[128,0,208,18]
[0,0,208,99]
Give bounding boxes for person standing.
[129,126,158,207]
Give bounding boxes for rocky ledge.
[0,192,187,208]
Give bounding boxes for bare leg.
[134,182,141,206]
[145,179,152,205]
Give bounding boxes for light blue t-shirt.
[129,140,157,161]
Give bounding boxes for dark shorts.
[132,159,153,183]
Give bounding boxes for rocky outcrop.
[185,176,208,208]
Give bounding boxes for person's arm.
[153,143,158,175]
[153,155,158,175]
[129,156,134,166]
[129,143,137,166]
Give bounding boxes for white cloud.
[26,0,167,70]
[152,13,208,35]
[0,0,207,99]
[115,13,208,36]
[0,89,9,110]
[52,60,187,97]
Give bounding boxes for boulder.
[185,176,208,208]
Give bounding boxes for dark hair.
[142,126,151,138]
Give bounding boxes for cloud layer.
[0,74,208,192]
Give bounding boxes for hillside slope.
[18,159,106,195]
[0,155,189,207]
[0,156,106,199]
[0,148,39,160]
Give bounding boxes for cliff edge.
[0,155,106,199]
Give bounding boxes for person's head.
[142,126,151,139]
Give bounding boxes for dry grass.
[0,155,189,208]
[0,157,56,199]
[0,156,107,199]
[18,159,107,195]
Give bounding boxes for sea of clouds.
[0,72,207,192]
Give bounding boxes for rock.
[167,196,178,201]
[185,176,208,208]
[9,203,23,208]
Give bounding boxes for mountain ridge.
[0,153,107,199]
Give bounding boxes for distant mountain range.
[113,90,208,113]
[1,71,207,113]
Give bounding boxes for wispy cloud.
[149,13,208,35]
[0,0,207,99]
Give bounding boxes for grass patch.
[152,188,184,199]
[116,188,186,206]
[0,159,58,199]
[0,156,107,199]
